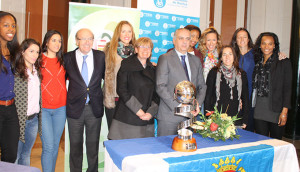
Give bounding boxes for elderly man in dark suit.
[64,28,105,172]
[156,28,207,136]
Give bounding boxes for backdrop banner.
[137,0,200,63]
[139,10,199,63]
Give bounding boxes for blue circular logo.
[154,0,166,8]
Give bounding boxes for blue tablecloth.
[104,129,271,171]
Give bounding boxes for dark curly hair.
[41,30,64,66]
[0,11,19,74]
[15,39,42,80]
[216,45,241,73]
[230,28,254,60]
[253,32,280,64]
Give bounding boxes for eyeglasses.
[77,37,94,41]
[138,46,151,49]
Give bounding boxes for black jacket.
[205,67,249,125]
[64,49,105,119]
[253,57,292,112]
[114,54,159,126]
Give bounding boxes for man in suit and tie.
[64,28,105,172]
[156,28,207,136]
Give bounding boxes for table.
[0,161,41,172]
[104,129,299,172]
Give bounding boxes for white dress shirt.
[75,49,94,83]
[175,49,191,81]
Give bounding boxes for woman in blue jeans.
[40,30,67,172]
[14,39,42,166]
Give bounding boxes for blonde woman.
[104,21,136,130]
[198,27,222,81]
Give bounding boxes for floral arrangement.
[191,106,240,141]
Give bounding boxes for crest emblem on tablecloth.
[212,156,245,172]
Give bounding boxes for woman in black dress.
[205,45,249,128]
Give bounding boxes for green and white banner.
[66,2,140,172]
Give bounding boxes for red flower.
[210,122,218,131]
[206,111,214,116]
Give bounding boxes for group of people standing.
[0,11,67,172]
[0,9,292,172]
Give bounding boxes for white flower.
[220,113,228,120]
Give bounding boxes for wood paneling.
[221,0,237,45]
[47,0,70,53]
[209,0,215,27]
[131,0,137,8]
[25,0,43,43]
[244,0,248,28]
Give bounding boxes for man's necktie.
[81,55,89,103]
[180,55,190,81]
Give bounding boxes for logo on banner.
[145,21,159,27]
[212,156,245,172]
[155,31,168,36]
[162,40,173,46]
[154,47,167,53]
[163,23,176,29]
[186,18,199,24]
[141,12,152,18]
[172,16,184,22]
[154,0,166,8]
[139,29,152,35]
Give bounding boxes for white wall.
[91,0,131,7]
[248,0,293,55]
[1,0,26,43]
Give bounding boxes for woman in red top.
[40,30,67,172]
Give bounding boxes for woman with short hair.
[108,37,159,140]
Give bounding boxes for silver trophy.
[174,81,197,129]
[172,81,197,152]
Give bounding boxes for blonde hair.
[104,21,136,69]
[135,37,153,58]
[134,37,153,50]
[198,27,222,55]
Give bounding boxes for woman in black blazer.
[252,32,292,139]
[108,37,159,140]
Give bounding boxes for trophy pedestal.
[172,136,197,152]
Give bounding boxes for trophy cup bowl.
[174,81,196,104]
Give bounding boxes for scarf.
[252,54,274,97]
[117,41,134,59]
[204,49,219,66]
[216,64,242,111]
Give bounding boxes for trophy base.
[172,136,197,152]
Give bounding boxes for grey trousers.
[67,105,102,172]
[157,120,179,136]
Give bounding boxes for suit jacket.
[156,49,207,124]
[64,49,105,119]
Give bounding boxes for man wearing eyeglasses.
[64,28,105,172]
[156,28,207,136]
